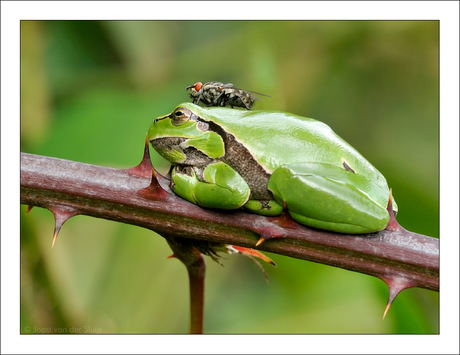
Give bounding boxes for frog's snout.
[154,113,171,124]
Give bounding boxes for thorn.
[247,212,298,246]
[152,167,158,180]
[381,275,416,319]
[137,168,171,200]
[385,188,403,232]
[127,134,171,199]
[386,188,393,213]
[123,134,154,178]
[271,210,300,230]
[48,206,79,248]
[255,237,265,247]
[52,230,58,249]
[382,303,391,320]
[26,205,34,214]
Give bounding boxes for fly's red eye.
[195,82,203,91]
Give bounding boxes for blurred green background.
[20,20,439,334]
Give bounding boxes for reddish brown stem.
[166,237,205,334]
[20,152,439,293]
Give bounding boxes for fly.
[185,81,270,110]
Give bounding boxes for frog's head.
[148,103,225,165]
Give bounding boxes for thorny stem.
[20,151,439,325]
[166,237,205,334]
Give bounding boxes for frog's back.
[181,103,386,188]
[206,108,369,168]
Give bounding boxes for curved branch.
[20,152,439,295]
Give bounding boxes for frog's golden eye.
[171,107,192,126]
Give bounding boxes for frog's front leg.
[172,162,251,209]
[268,162,391,234]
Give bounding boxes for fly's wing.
[232,87,271,101]
[217,82,269,99]
[217,88,254,109]
[243,89,271,101]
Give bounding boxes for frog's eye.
[171,107,192,126]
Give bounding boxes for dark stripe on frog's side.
[204,120,273,200]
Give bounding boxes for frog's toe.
[288,211,386,234]
[244,200,283,216]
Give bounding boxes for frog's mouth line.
[150,136,187,149]
[151,137,216,167]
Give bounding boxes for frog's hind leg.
[267,162,390,234]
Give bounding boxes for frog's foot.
[244,199,283,216]
[268,162,391,234]
[172,162,250,209]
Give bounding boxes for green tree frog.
[149,103,397,234]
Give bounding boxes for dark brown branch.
[20,152,439,294]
